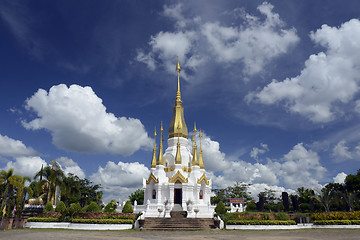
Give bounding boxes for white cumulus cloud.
[0,134,38,158]
[251,19,360,122]
[202,2,298,75]
[333,172,347,184]
[56,157,85,179]
[250,143,269,160]
[332,140,352,161]
[90,161,150,202]
[276,143,326,189]
[22,84,152,156]
[136,2,298,77]
[4,156,47,178]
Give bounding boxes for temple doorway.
[174,188,182,204]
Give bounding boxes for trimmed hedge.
[314,220,360,225]
[101,215,133,220]
[227,220,296,225]
[71,218,133,224]
[27,217,60,222]
[311,211,360,221]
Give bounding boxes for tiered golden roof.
[168,58,188,138]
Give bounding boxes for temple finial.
[199,129,205,169]
[157,122,164,165]
[192,123,199,166]
[176,57,181,102]
[151,128,157,168]
[175,137,182,164]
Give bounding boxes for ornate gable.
[146,173,159,184]
[168,170,188,183]
[197,173,209,185]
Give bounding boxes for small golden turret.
[157,122,164,166]
[191,123,199,166]
[151,128,157,169]
[169,58,188,138]
[175,137,182,164]
[199,129,205,169]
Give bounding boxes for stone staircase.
[140,210,219,231]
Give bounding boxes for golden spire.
[199,129,205,169]
[176,57,181,102]
[191,123,199,166]
[169,58,188,138]
[151,128,157,168]
[175,137,182,164]
[157,122,164,166]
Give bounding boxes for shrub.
[84,201,101,212]
[104,200,118,213]
[68,203,82,217]
[246,202,257,212]
[299,203,311,213]
[71,218,133,224]
[227,220,296,225]
[215,201,226,215]
[44,202,54,212]
[275,213,290,221]
[122,200,133,213]
[27,217,60,222]
[55,201,67,215]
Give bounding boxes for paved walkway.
[1,229,360,240]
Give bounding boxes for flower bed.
[227,220,296,225]
[311,211,360,221]
[71,219,133,224]
[77,212,136,220]
[27,217,133,224]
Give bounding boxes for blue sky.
[1,0,360,202]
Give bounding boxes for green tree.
[215,201,226,214]
[84,201,101,212]
[258,189,277,204]
[78,178,102,207]
[55,201,67,215]
[44,202,54,212]
[345,170,360,192]
[129,189,144,205]
[68,202,82,217]
[104,200,118,213]
[211,182,252,205]
[61,173,81,205]
[0,169,29,217]
[122,200,133,213]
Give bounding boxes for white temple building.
[142,60,214,218]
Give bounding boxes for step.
[170,211,187,218]
[141,218,217,231]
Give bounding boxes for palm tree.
[342,189,359,212]
[315,188,332,212]
[61,173,81,205]
[34,165,64,205]
[0,169,27,217]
